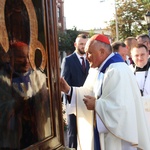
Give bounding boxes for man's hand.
[60,77,70,94]
[83,95,96,110]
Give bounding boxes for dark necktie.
[129,57,133,64]
[80,57,86,73]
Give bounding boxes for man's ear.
[74,42,76,48]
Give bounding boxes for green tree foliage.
[58,27,79,54]
[141,0,150,3]
[107,0,150,41]
[88,30,95,38]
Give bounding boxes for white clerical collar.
[98,52,114,72]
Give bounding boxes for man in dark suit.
[61,34,89,149]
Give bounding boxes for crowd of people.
[60,33,150,150]
[1,32,150,150]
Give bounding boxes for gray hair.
[91,40,112,53]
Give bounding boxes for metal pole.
[148,24,150,38]
[148,29,150,38]
[99,0,119,40]
[115,0,119,41]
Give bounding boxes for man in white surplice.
[130,44,150,126]
[60,34,150,150]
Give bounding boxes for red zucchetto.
[11,41,28,49]
[91,34,110,45]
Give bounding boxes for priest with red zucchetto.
[60,34,150,150]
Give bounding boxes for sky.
[64,0,116,30]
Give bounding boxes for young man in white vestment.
[60,34,150,150]
[130,44,150,125]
